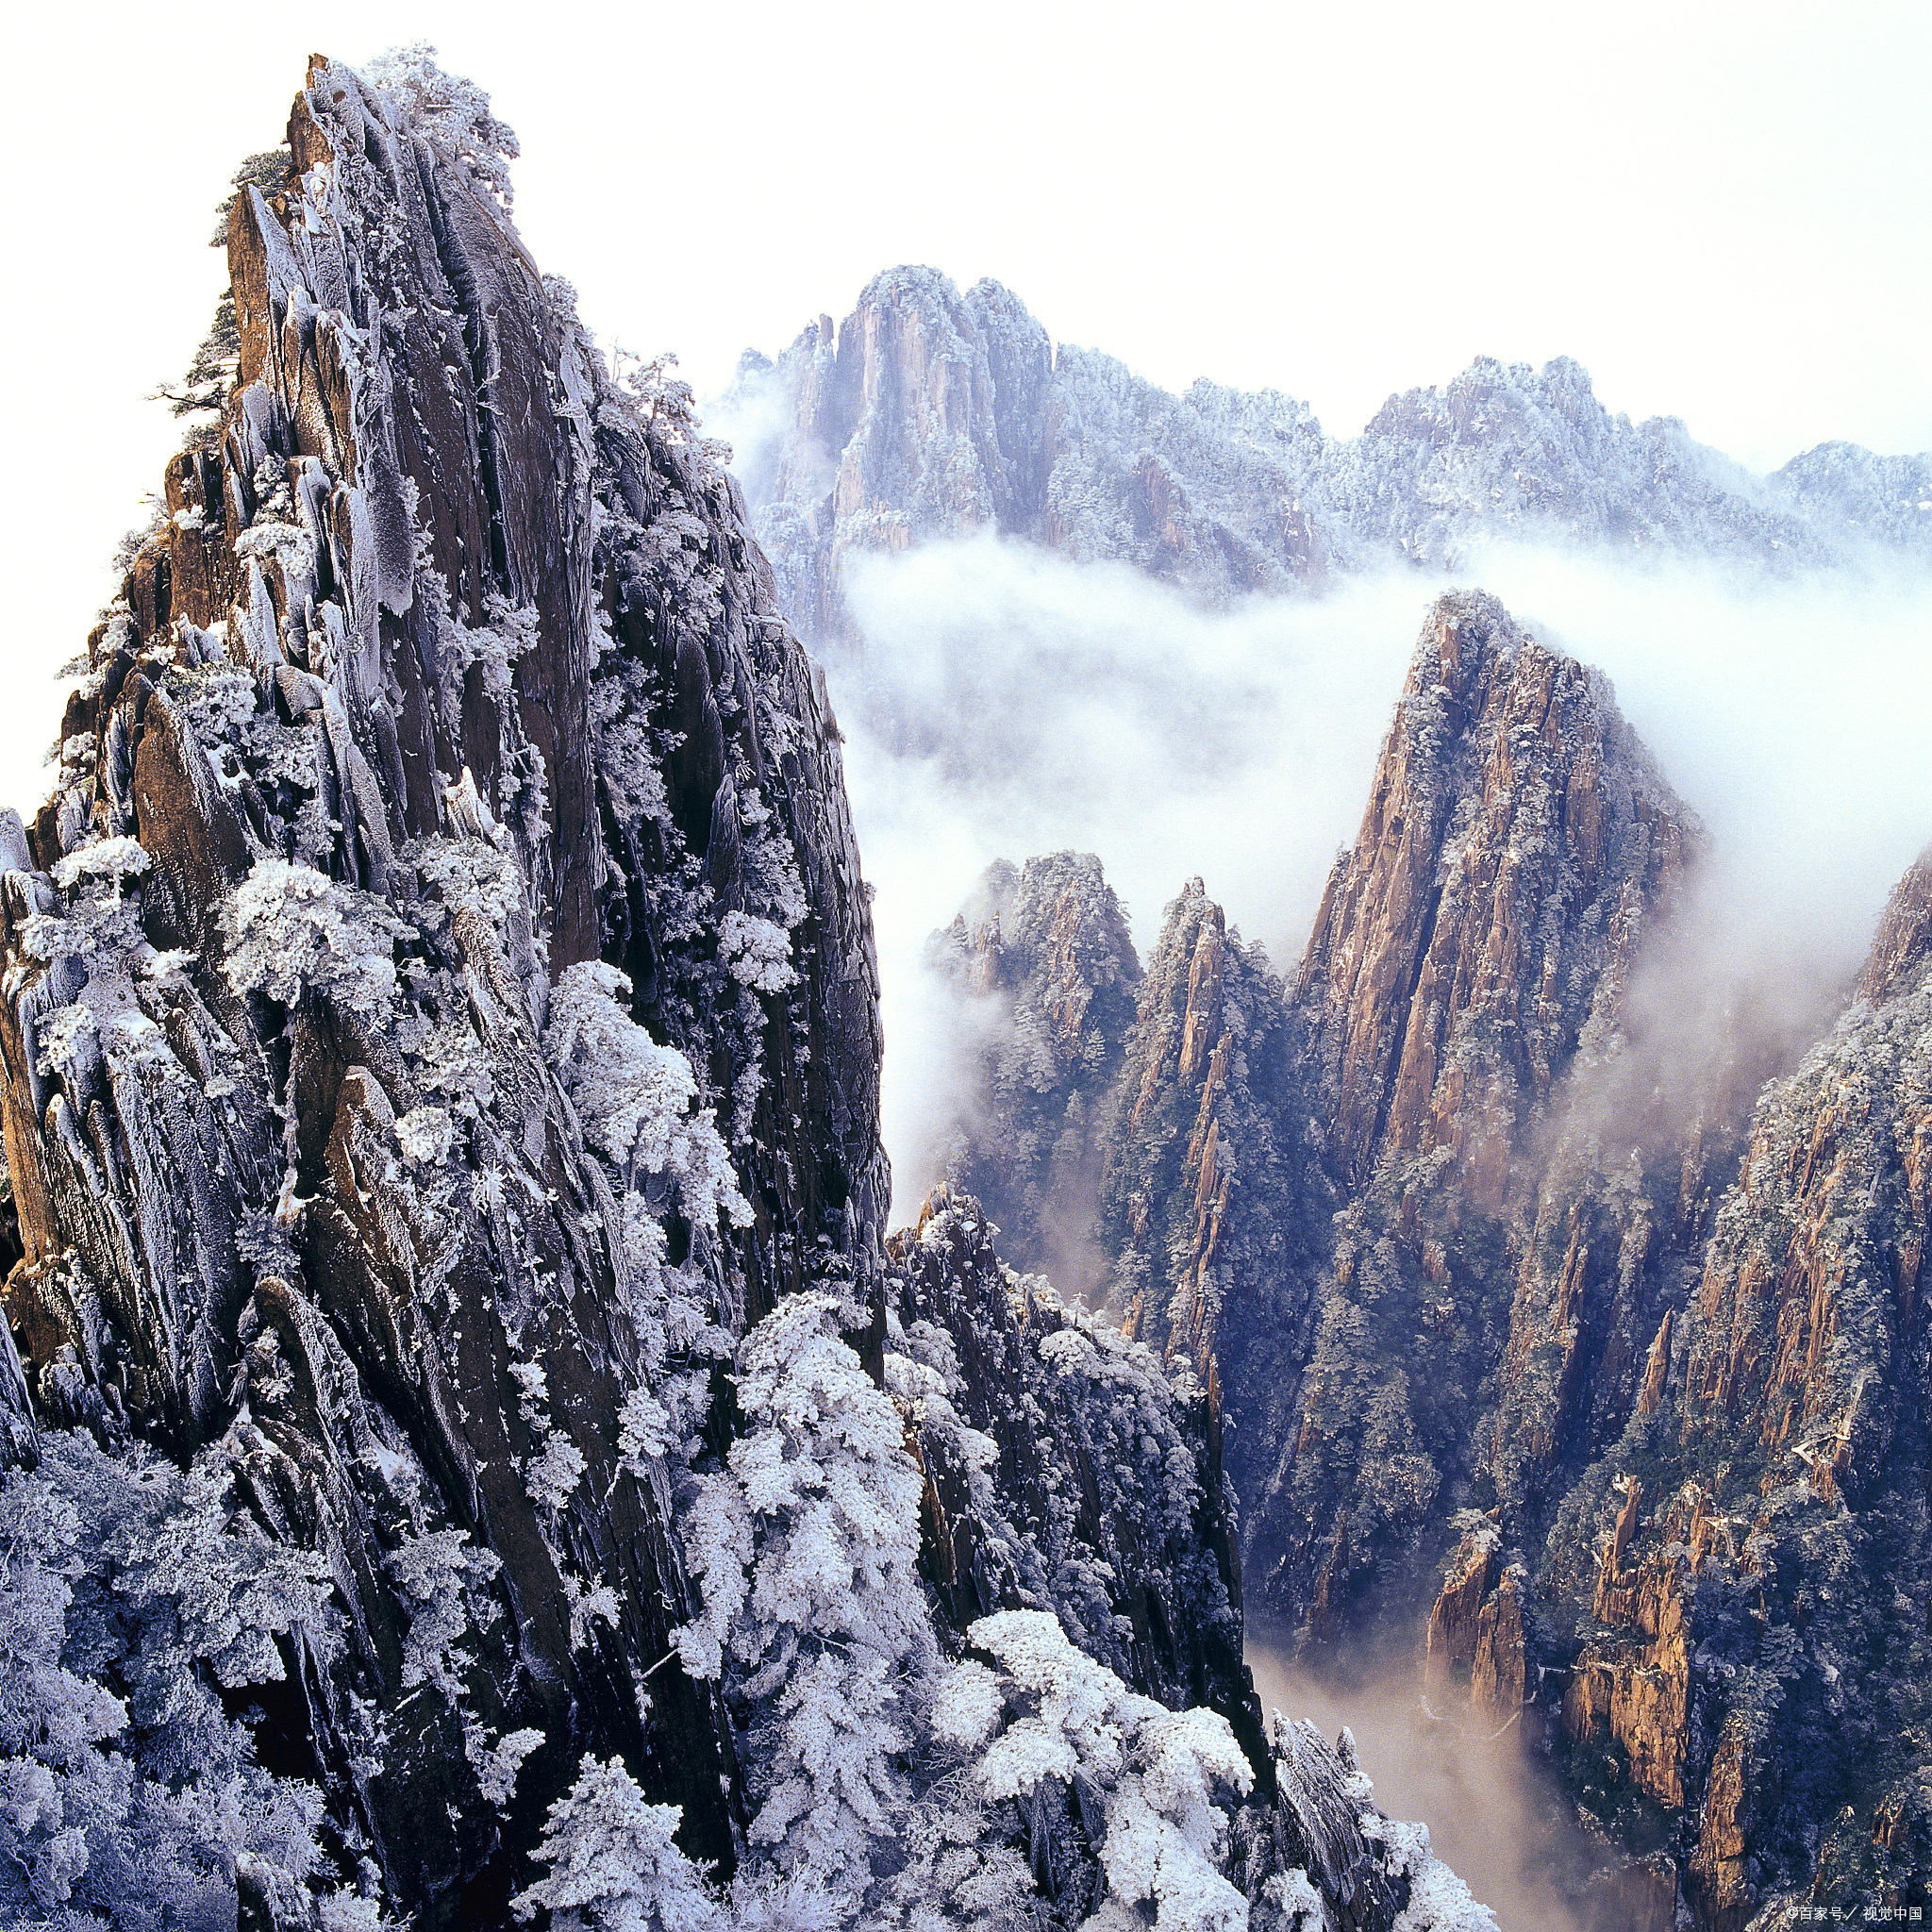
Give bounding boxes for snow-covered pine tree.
[675,1291,932,1898]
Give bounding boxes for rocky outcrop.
[923,854,1141,1290]
[1422,1521,1525,1729]
[0,52,890,1920]
[1101,881,1298,1378]
[730,268,1932,642]
[1858,846,1932,1005]
[1291,591,1695,1196]
[741,268,1055,639]
[1524,848,1932,1924]
[0,56,1511,1932]
[1559,1480,1701,1811]
[886,1183,1493,1931]
[887,1185,1256,1753]
[905,563,1927,1924]
[1230,592,1698,1649]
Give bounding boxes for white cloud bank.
[827,534,1932,1220]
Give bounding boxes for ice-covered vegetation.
[0,42,1507,1932]
[0,1434,367,1932]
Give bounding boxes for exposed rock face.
[1536,851,1932,1924]
[1560,1480,1698,1810]
[731,268,1932,641]
[1292,591,1695,1196]
[923,854,1140,1289]
[0,57,1506,1932]
[1422,1521,1524,1729]
[913,589,1931,1922]
[0,55,887,1915]
[1235,592,1699,1646]
[1858,847,1932,1005]
[1102,881,1297,1379]
[1242,606,1930,1921]
[745,268,1054,639]
[887,1186,1255,1753]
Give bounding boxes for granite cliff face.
[729,267,1932,640]
[909,586,1931,1924]
[922,853,1141,1291]
[1291,591,1694,1196]
[1542,851,1932,1925]
[3,48,885,1915]
[0,55,1495,1932]
[1230,592,1702,1653]
[1236,640,1932,1924]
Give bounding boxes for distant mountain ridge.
[726,264,1932,639]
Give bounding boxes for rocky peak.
[923,852,1139,1286]
[1,50,885,1910]
[1100,877,1295,1379]
[1858,845,1932,1005]
[754,266,1054,637]
[0,56,1516,1932]
[1293,589,1696,1198]
[1771,441,1932,555]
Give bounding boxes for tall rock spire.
[0,51,886,1907]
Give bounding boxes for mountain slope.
[0,53,1493,1932]
[729,267,1932,640]
[910,591,1932,1924]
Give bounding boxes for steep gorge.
[915,594,1932,1925]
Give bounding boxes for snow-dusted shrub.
[454,596,542,699]
[100,1445,340,1712]
[509,1358,590,1524]
[394,1105,458,1166]
[467,1724,544,1811]
[409,831,521,926]
[223,858,409,1023]
[512,1753,721,1932]
[358,44,521,208]
[52,836,150,896]
[1366,1814,1498,1932]
[609,1194,728,1473]
[719,911,797,994]
[0,1432,358,1931]
[675,1292,932,1892]
[936,1609,1254,1932]
[525,1430,589,1517]
[544,960,749,1229]
[385,1527,500,1699]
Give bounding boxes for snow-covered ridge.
[726,264,1932,637]
[0,49,1494,1932]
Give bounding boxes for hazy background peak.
[4,1,1929,816]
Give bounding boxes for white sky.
[1,0,1926,815]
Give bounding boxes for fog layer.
[824,534,1932,1222]
[1248,1643,1598,1932]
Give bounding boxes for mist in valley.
[818,533,1932,1221]
[1248,1641,1622,1932]
[801,525,1932,1917]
